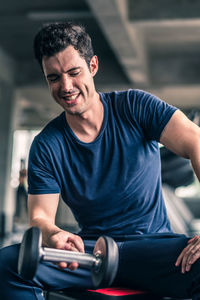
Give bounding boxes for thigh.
[114,234,199,298]
[0,240,96,294]
[34,239,96,291]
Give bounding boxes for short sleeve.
[28,135,60,195]
[128,89,178,141]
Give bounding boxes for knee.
[0,244,20,275]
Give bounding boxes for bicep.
[160,110,200,158]
[28,193,60,223]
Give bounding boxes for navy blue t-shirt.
[28,89,177,236]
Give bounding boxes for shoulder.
[100,88,176,119]
[31,112,65,152]
[116,89,176,116]
[100,89,157,105]
[36,112,64,141]
[100,89,161,116]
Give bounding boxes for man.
[0,21,200,300]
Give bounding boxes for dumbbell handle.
[40,247,101,270]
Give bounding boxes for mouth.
[61,93,81,105]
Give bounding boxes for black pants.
[0,233,200,299]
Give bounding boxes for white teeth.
[64,94,78,101]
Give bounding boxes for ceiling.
[0,0,200,128]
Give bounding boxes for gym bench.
[45,287,163,300]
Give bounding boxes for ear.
[89,55,98,76]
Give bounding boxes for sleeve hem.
[157,108,178,141]
[28,189,60,195]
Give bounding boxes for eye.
[70,71,80,77]
[47,75,60,82]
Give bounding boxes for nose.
[61,74,73,92]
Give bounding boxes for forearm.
[29,216,63,247]
[189,143,200,182]
[28,193,63,247]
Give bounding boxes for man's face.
[42,46,98,116]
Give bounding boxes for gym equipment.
[45,288,163,299]
[18,227,119,288]
[160,146,194,188]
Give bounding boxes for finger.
[58,261,79,270]
[175,238,199,267]
[68,236,85,253]
[181,249,191,273]
[186,238,200,262]
[179,240,200,273]
[58,262,68,269]
[175,246,188,266]
[188,251,200,267]
[181,244,198,273]
[64,242,79,252]
[188,236,199,244]
[68,262,79,271]
[187,242,200,265]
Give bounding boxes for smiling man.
[44,46,100,114]
[43,45,103,143]
[0,22,200,300]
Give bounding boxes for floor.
[0,222,28,248]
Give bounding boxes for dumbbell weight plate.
[18,227,119,289]
[92,236,119,288]
[18,227,41,279]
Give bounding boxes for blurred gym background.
[0,0,200,247]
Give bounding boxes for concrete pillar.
[0,49,16,236]
[0,80,15,236]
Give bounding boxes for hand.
[175,235,200,273]
[48,230,85,271]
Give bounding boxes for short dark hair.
[33,22,94,69]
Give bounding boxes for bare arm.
[28,193,61,246]
[28,193,84,269]
[160,110,200,273]
[160,110,200,181]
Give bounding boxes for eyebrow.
[67,67,81,72]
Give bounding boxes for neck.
[65,92,104,143]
